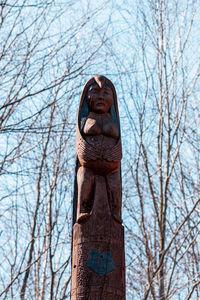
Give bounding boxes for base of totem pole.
[71,175,125,300]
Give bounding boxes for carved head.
[87,76,113,114]
[78,75,120,132]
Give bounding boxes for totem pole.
[71,75,125,300]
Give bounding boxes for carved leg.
[106,169,122,224]
[77,166,95,223]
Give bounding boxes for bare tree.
[108,0,200,299]
[1,1,200,299]
[0,1,115,299]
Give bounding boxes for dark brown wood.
[71,75,125,300]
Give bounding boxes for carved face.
[87,83,113,114]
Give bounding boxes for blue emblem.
[86,250,116,276]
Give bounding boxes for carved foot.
[112,214,123,224]
[77,213,91,223]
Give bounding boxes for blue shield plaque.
[86,250,116,277]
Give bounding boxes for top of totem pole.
[77,75,120,134]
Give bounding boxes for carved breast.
[76,112,122,164]
[83,112,119,139]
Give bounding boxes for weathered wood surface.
[71,176,125,300]
[71,76,125,300]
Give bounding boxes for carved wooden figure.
[71,76,125,300]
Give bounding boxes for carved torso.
[76,112,121,174]
[83,112,119,139]
[83,112,119,151]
